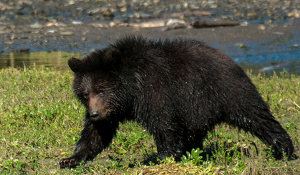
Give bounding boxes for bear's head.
[68,50,123,121]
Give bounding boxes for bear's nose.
[90,111,100,119]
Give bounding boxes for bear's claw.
[59,158,80,168]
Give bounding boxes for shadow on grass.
[140,141,298,167]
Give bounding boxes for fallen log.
[192,20,240,28]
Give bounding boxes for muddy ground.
[1,20,299,55]
[0,0,300,53]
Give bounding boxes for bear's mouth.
[90,115,106,121]
[89,110,113,121]
[89,111,105,121]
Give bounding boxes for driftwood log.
[192,20,241,28]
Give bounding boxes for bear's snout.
[88,96,108,121]
[90,111,100,120]
[89,110,106,121]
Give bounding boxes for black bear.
[59,36,294,168]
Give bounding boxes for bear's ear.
[103,47,119,64]
[68,57,82,73]
[97,47,121,70]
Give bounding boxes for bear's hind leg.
[153,126,192,161]
[228,109,294,160]
[250,115,294,160]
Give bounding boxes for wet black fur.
[60,36,294,168]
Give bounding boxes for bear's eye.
[99,90,105,96]
[83,93,89,99]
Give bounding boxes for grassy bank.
[0,67,299,174]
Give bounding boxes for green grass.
[0,67,299,174]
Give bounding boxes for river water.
[218,33,300,75]
[0,0,300,75]
[1,35,299,76]
[0,51,81,71]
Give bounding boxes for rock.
[60,31,74,36]
[90,22,110,28]
[240,22,248,26]
[258,25,266,30]
[120,6,127,12]
[189,3,199,10]
[247,13,259,20]
[116,2,126,8]
[138,20,166,28]
[10,34,16,40]
[88,7,115,15]
[210,4,218,8]
[30,22,43,29]
[287,10,300,18]
[165,19,186,26]
[72,21,82,25]
[133,12,152,19]
[109,20,124,27]
[235,12,244,17]
[68,0,75,5]
[0,2,13,10]
[103,11,114,17]
[46,29,56,33]
[235,43,247,48]
[45,22,66,27]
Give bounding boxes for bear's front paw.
[59,158,81,168]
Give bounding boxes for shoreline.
[0,0,300,53]
[0,20,299,53]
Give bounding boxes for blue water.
[215,34,300,75]
[1,34,300,76]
